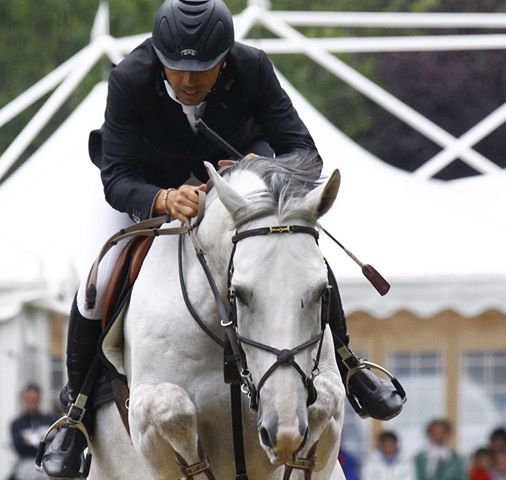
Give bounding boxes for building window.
[387,351,445,457]
[459,351,506,454]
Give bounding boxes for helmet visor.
[153,44,229,72]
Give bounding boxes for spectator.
[338,447,360,480]
[9,384,57,480]
[363,430,414,480]
[491,451,506,480]
[469,447,494,480]
[490,428,506,456]
[413,418,467,480]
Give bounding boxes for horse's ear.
[204,161,248,214]
[303,169,341,218]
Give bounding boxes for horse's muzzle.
[258,413,308,465]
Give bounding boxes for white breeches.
[75,175,134,320]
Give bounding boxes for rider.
[41,0,404,477]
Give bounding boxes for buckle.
[66,393,88,423]
[67,404,86,424]
[269,225,293,234]
[179,457,212,477]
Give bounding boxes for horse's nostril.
[260,427,274,449]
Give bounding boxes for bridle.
[224,225,329,412]
[179,220,329,479]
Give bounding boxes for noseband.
[225,225,329,411]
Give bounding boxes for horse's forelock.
[225,150,322,226]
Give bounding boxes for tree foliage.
[1,0,505,180]
[369,0,506,177]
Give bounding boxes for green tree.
[2,0,505,181]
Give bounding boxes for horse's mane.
[226,150,322,227]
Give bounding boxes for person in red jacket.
[469,448,494,480]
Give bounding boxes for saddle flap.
[102,237,154,329]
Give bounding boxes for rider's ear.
[204,161,247,214]
[303,169,340,219]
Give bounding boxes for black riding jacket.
[96,38,318,221]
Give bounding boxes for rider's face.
[164,62,224,106]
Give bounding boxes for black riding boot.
[327,266,405,420]
[40,296,102,479]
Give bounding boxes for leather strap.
[230,384,248,480]
[85,191,208,311]
[175,442,216,480]
[178,234,224,348]
[232,225,319,244]
[283,442,318,480]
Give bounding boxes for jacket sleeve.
[252,51,321,172]
[100,68,161,221]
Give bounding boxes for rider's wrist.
[164,188,176,216]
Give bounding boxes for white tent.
[1,76,505,319]
[1,1,505,320]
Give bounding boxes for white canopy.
[0,77,504,319]
[1,3,505,319]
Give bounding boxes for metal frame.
[1,0,505,180]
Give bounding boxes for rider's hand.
[154,184,207,223]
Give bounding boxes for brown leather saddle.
[101,236,154,433]
[101,236,154,329]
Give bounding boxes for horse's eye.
[233,287,248,306]
[315,285,330,302]
[320,285,331,300]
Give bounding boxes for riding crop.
[195,119,390,296]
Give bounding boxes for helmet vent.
[157,17,175,51]
[178,0,209,13]
[179,0,209,5]
[181,20,202,32]
[206,21,225,53]
[178,7,207,17]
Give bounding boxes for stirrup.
[345,359,407,419]
[35,393,92,478]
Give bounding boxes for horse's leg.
[89,402,150,480]
[296,329,346,477]
[129,382,210,480]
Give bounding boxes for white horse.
[90,153,346,479]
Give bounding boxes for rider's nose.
[182,71,196,86]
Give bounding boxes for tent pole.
[0,44,105,181]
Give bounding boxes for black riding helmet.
[152,0,235,72]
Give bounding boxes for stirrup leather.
[35,393,92,478]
